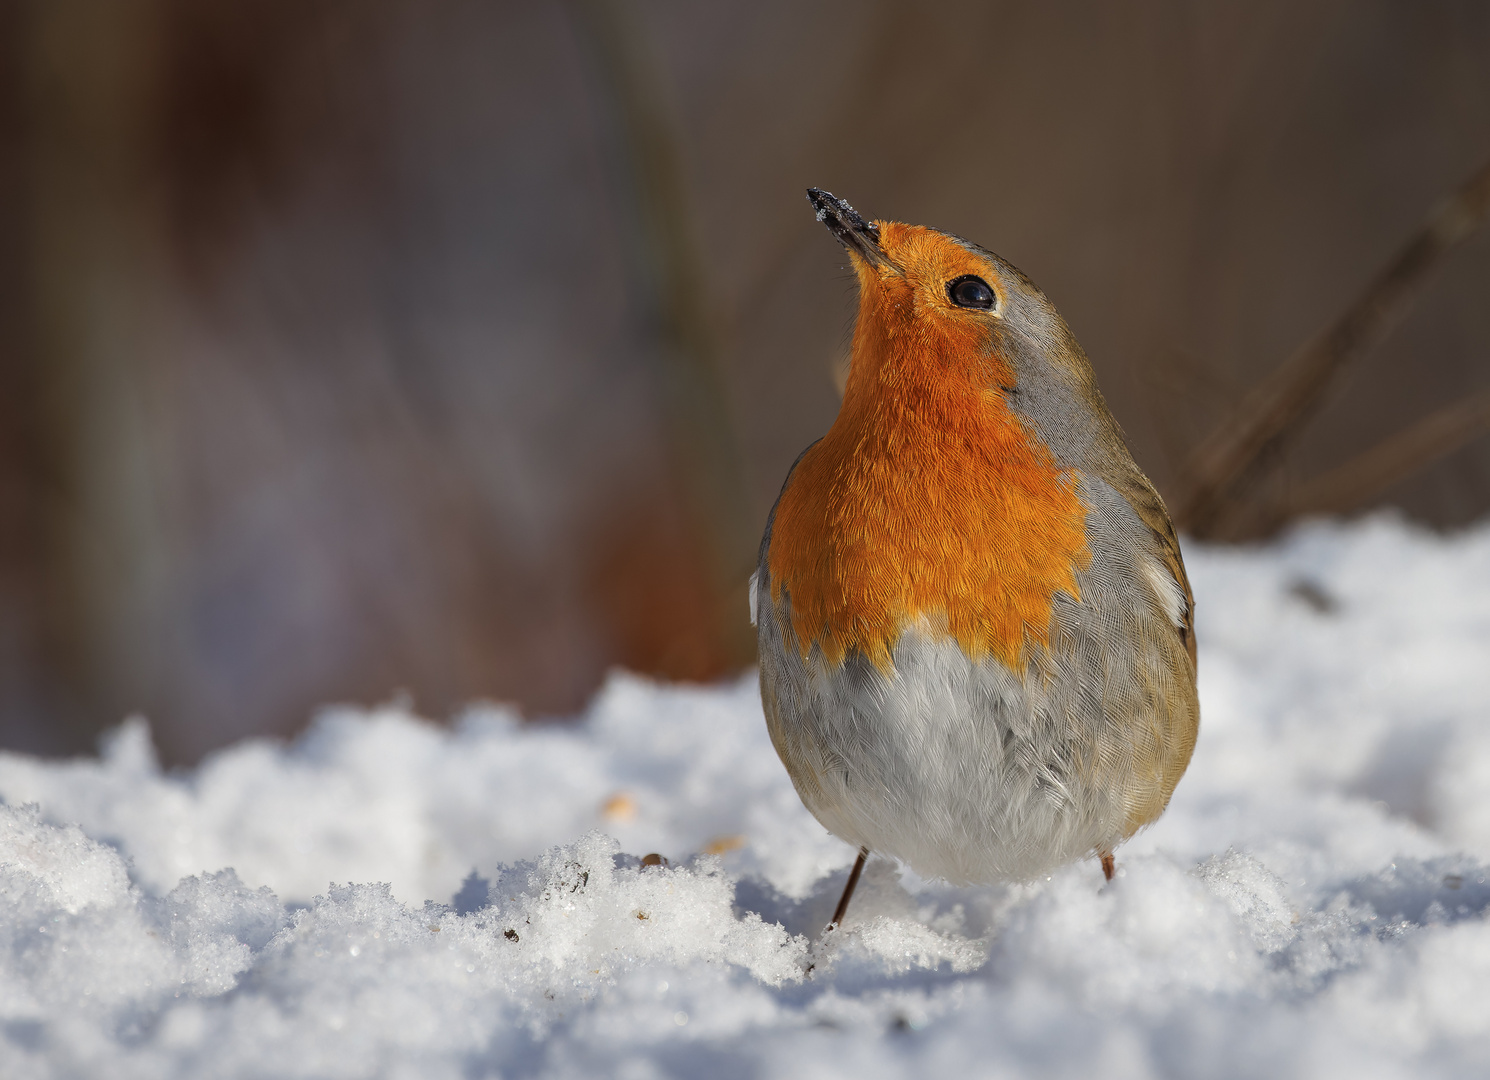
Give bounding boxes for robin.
[753,190,1199,931]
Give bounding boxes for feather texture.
[757,216,1199,884]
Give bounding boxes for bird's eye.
[948,276,996,311]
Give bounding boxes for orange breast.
[767,287,1090,672]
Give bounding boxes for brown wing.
[1105,464,1197,672]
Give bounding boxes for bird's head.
[811,188,1024,384]
[805,187,1108,470]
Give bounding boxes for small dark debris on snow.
[1287,578,1339,614]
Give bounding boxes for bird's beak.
[807,188,896,272]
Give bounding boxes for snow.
[3,512,1490,1078]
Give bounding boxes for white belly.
[759,620,1129,885]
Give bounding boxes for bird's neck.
[767,332,1091,672]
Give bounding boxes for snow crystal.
[1,512,1489,1078]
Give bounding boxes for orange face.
[767,222,1091,672]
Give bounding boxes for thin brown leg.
[1100,851,1115,881]
[827,847,869,931]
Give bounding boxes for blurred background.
[1,0,1488,763]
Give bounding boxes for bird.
[752,189,1199,931]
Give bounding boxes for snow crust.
[3,513,1490,1078]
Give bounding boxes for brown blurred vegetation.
[1,1,1488,762]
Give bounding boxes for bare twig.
[1176,157,1490,538]
[1265,386,1490,524]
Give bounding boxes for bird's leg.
[1100,850,1115,881]
[825,847,869,932]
